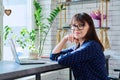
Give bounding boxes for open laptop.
[10,38,46,65]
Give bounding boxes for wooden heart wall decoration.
[4,9,12,16]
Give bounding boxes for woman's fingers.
[65,34,79,43]
[67,34,74,42]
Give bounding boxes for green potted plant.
[4,25,12,42]
[16,28,39,59]
[4,26,39,59]
[33,0,65,56]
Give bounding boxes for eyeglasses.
[70,23,85,30]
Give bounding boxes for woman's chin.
[74,36,84,40]
[74,36,79,39]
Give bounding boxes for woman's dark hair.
[71,12,104,51]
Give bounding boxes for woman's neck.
[79,39,85,46]
[75,39,85,50]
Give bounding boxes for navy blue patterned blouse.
[50,40,110,80]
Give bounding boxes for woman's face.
[71,20,89,40]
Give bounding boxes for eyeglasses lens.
[71,23,84,30]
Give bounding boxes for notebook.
[10,38,46,65]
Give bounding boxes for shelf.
[59,0,99,6]
[62,26,110,30]
[63,26,110,29]
[58,0,110,6]
[62,26,110,29]
[95,27,110,29]
[62,26,70,29]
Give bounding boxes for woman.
[50,13,109,80]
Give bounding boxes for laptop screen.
[10,39,21,64]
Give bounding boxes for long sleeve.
[50,46,74,61]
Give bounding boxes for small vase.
[29,52,39,60]
[98,20,101,27]
[66,0,71,2]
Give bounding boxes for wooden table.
[0,55,110,80]
[0,60,67,80]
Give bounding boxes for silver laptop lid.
[10,38,20,64]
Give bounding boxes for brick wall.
[104,0,120,77]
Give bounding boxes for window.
[3,0,33,60]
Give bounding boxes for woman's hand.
[64,34,79,43]
[52,34,79,54]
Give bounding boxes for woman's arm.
[52,36,68,54]
[50,46,74,61]
[52,34,76,54]
[50,33,79,61]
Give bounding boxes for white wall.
[103,0,120,77]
